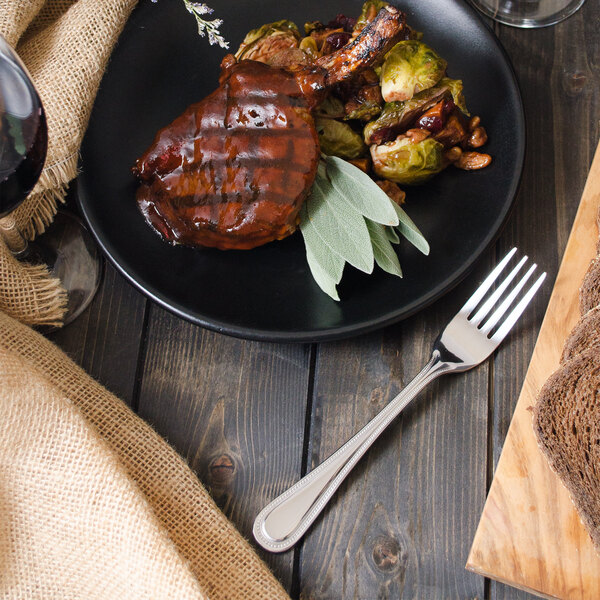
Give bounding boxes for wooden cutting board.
[467,142,600,600]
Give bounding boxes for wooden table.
[49,4,599,598]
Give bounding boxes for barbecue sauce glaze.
[133,58,321,250]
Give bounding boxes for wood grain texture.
[135,304,312,592]
[483,9,600,599]
[49,261,147,405]
[298,297,490,600]
[467,139,600,597]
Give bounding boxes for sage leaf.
[366,220,403,277]
[391,201,430,255]
[306,174,374,274]
[299,155,431,301]
[385,226,400,244]
[299,203,345,284]
[326,155,399,226]
[305,245,340,300]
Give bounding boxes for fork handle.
[253,350,454,553]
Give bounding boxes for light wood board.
[467,142,600,598]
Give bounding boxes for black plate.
[78,0,524,342]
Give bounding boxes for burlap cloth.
[0,310,290,599]
[0,2,290,598]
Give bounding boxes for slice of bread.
[533,347,600,553]
[561,306,600,363]
[579,255,600,315]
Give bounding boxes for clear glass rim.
[470,0,586,28]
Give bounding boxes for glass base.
[470,0,586,27]
[34,210,102,325]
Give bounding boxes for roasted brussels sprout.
[299,36,320,60]
[370,136,445,184]
[304,21,323,36]
[345,97,382,122]
[441,78,468,115]
[364,77,468,145]
[316,95,346,118]
[380,40,447,102]
[315,117,367,159]
[354,0,390,32]
[235,21,301,63]
[343,73,383,121]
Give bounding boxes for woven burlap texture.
[0,345,207,599]
[0,0,138,327]
[0,310,290,600]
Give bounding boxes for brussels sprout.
[316,95,346,118]
[380,40,447,102]
[315,117,367,159]
[442,78,468,114]
[235,21,301,63]
[304,21,323,35]
[299,36,319,60]
[345,99,382,122]
[343,75,383,121]
[354,0,390,32]
[364,78,469,145]
[370,136,444,184]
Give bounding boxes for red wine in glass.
[0,34,102,325]
[0,41,47,216]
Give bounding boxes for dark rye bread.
[579,255,600,315]
[533,347,600,553]
[561,306,600,363]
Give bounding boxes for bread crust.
[561,306,600,364]
[579,255,600,315]
[533,347,600,553]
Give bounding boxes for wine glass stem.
[0,215,28,255]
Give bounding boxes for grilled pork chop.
[133,7,405,250]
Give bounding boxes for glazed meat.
[134,61,318,250]
[133,6,405,250]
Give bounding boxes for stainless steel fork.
[253,248,546,553]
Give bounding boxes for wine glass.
[0,34,101,325]
[470,0,586,27]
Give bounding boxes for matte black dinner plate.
[78,0,525,342]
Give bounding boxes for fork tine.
[470,255,528,326]
[480,263,536,334]
[460,247,518,315]
[490,271,547,343]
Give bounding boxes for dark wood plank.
[48,260,147,405]
[298,277,491,599]
[135,303,312,592]
[489,3,600,598]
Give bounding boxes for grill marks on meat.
[133,6,405,250]
[134,61,319,250]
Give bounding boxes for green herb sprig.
[182,1,229,48]
[300,155,430,300]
